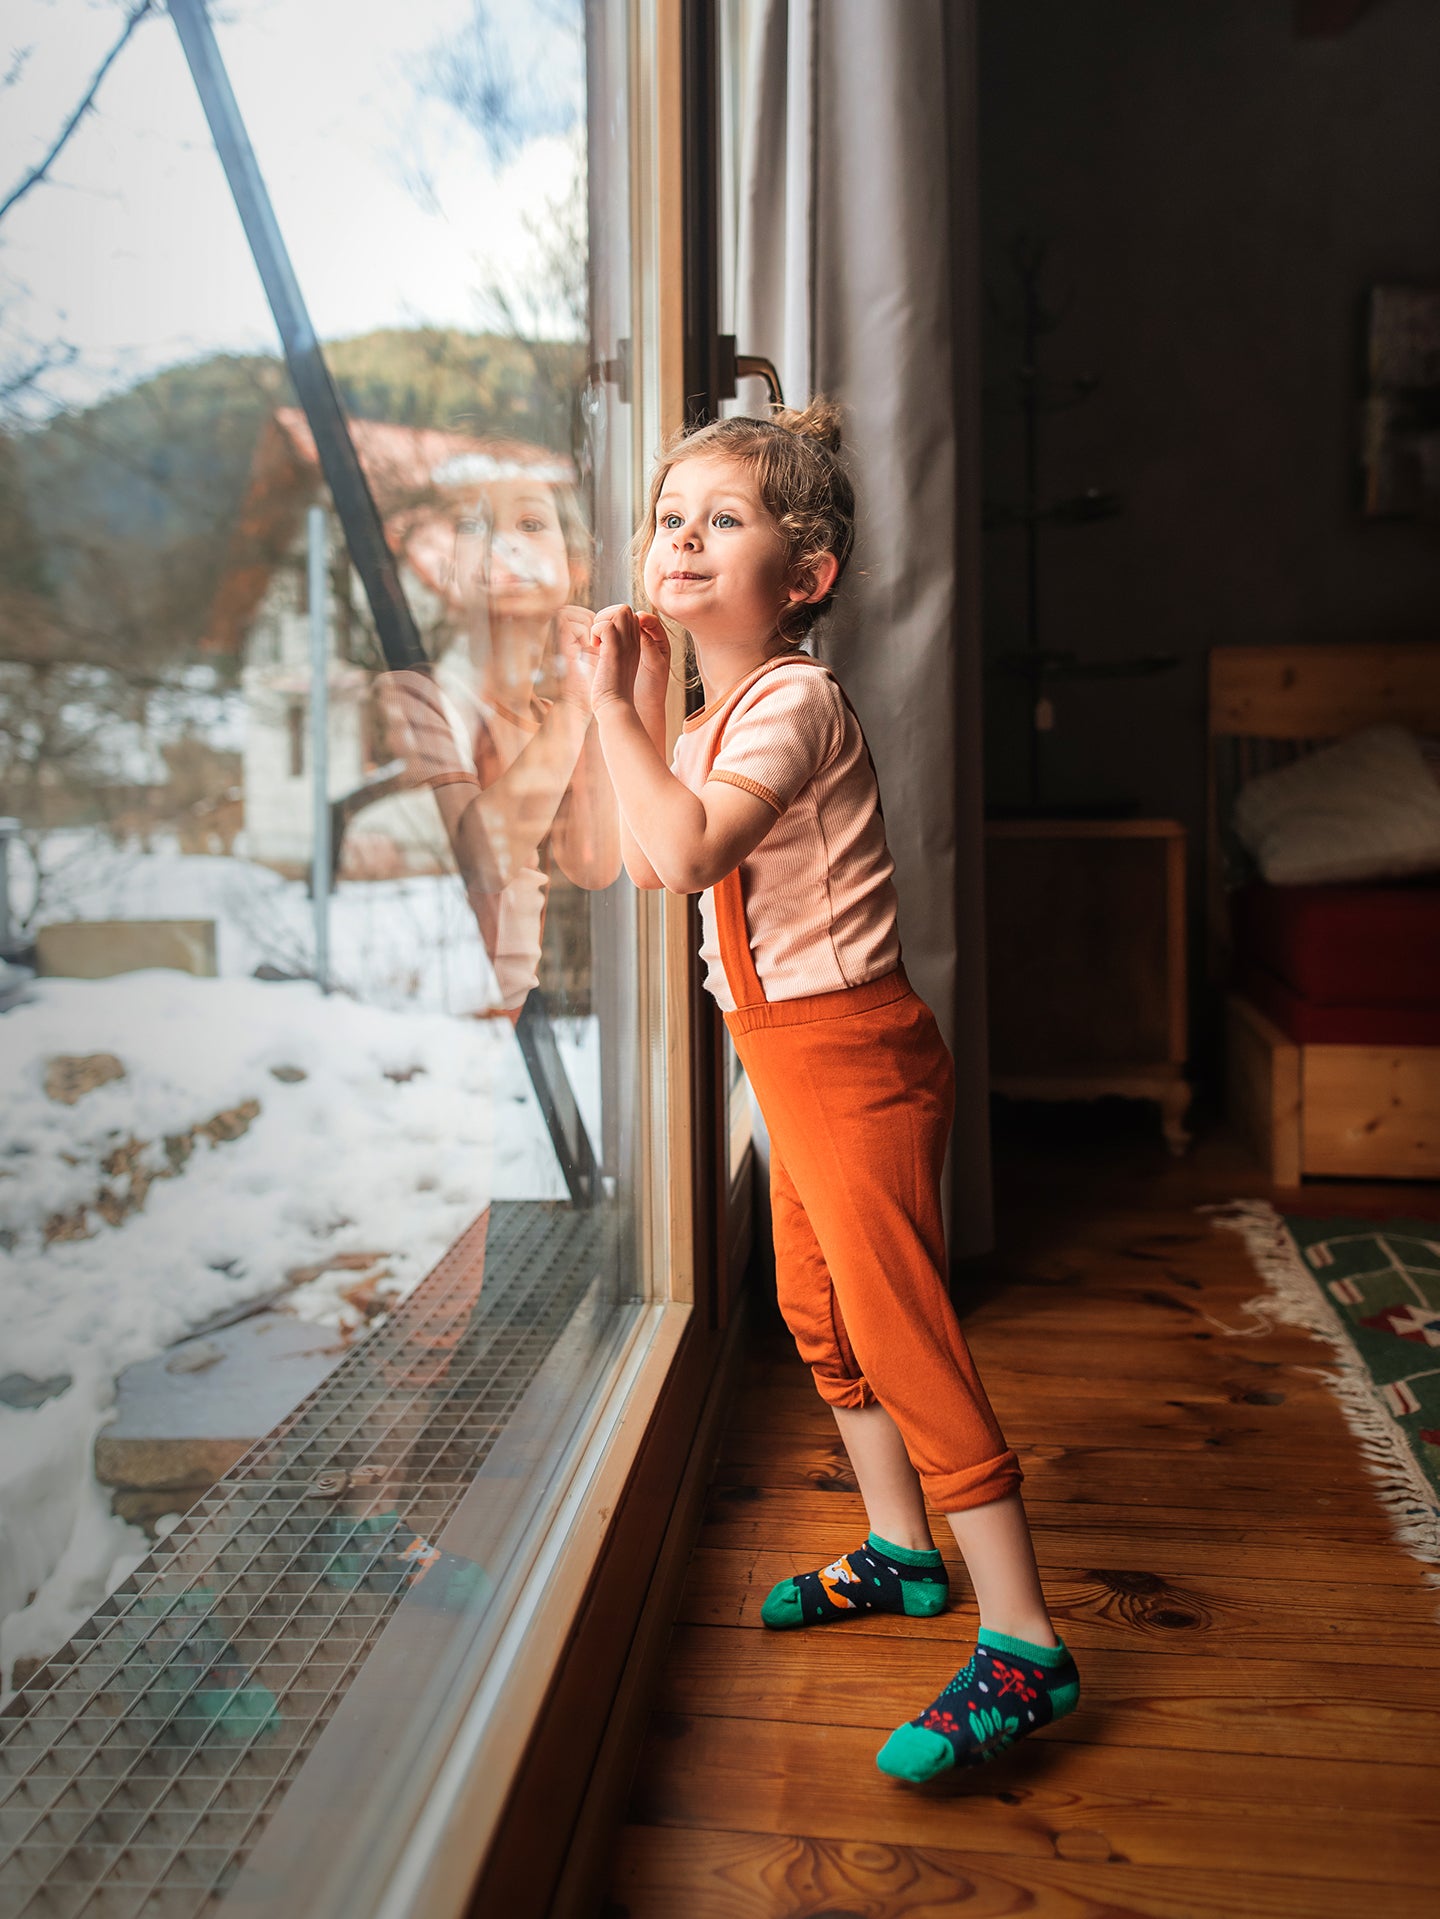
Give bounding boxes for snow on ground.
[19,833,496,1016]
[0,839,606,1694]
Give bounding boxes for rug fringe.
[1201,1198,1440,1599]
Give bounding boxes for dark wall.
[977,0,1440,977]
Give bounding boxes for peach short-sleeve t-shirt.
[670,656,901,1011]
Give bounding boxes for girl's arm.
[549,718,623,889]
[590,606,776,893]
[380,670,590,891]
[597,703,775,891]
[378,609,617,893]
[613,616,674,890]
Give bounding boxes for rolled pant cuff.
[922,1450,1024,1512]
[811,1373,878,1412]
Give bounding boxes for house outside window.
[286,697,305,779]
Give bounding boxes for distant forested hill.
[327,326,578,438]
[2,327,584,671]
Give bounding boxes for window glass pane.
[718,0,766,409]
[0,3,649,1908]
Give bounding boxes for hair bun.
[773,394,843,454]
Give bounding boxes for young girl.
[588,399,1079,1783]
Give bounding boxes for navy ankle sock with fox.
[760,1535,948,1629]
[876,1629,1080,1781]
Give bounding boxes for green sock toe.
[759,1578,806,1629]
[876,1722,955,1783]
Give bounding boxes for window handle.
[716,337,785,409]
[585,338,631,406]
[736,354,784,408]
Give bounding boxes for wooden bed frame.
[1208,644,1440,1185]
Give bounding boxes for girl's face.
[453,477,574,621]
[643,453,798,642]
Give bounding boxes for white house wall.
[242,569,366,869]
[241,527,455,872]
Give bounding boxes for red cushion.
[1232,879,1440,1005]
[1241,965,1440,1045]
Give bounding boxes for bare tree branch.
[0,1,155,228]
[0,336,77,411]
[3,46,35,92]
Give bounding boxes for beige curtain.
[731,0,993,1257]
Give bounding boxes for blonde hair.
[634,396,854,645]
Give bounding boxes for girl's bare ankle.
[871,1523,937,1555]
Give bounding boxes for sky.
[0,0,586,418]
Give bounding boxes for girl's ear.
[787,549,840,607]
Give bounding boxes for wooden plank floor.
[607,1110,1440,1919]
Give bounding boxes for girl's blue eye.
[713,512,737,528]
[660,512,682,529]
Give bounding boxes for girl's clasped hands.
[573,603,672,715]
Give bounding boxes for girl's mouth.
[665,572,709,583]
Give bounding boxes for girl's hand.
[634,612,672,718]
[555,604,598,711]
[589,603,643,713]
[376,668,470,787]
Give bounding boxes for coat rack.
[985,235,1177,815]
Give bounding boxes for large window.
[0,4,679,1912]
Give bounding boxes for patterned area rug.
[1208,1200,1440,1575]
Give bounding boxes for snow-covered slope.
[0,842,605,1695]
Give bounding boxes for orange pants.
[717,868,1021,1512]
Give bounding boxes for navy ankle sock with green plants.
[760,1534,948,1629]
[876,1629,1080,1782]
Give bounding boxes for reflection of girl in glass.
[380,442,619,1014]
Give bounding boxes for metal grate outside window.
[0,1201,623,1917]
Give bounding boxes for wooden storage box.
[1211,644,1440,1183]
[1227,992,1440,1184]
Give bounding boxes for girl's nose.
[490,533,542,587]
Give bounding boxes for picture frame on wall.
[1362,284,1440,521]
